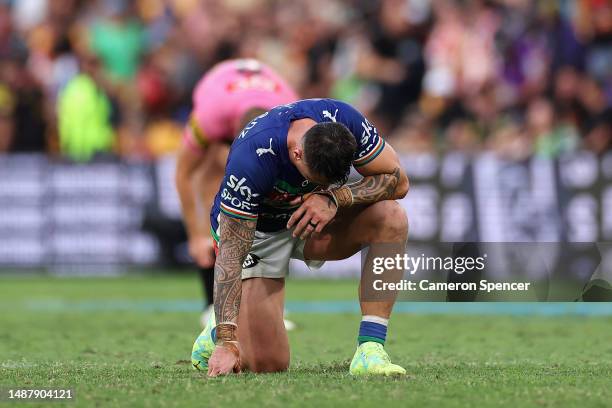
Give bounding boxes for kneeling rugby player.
[192,98,410,376]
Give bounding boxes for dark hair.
[302,122,357,185]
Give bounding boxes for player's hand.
[287,193,337,240]
[189,235,216,268]
[207,344,241,377]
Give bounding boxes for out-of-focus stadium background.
[0,0,610,272]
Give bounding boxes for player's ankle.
[357,315,388,345]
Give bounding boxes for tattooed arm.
[207,213,256,377]
[214,213,256,325]
[343,166,403,205]
[333,143,409,207]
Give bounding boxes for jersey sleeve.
[217,140,277,221]
[332,100,386,168]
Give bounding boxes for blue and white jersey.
[210,98,385,237]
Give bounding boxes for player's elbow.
[394,173,409,199]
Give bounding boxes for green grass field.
[1,275,611,407]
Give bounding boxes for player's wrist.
[312,190,338,209]
[331,186,353,208]
[214,322,241,371]
[215,322,238,344]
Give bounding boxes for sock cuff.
[357,335,385,345]
[362,315,389,326]
[358,319,388,345]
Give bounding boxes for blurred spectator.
[358,0,426,131]
[0,0,609,160]
[0,1,47,153]
[578,0,612,85]
[57,54,115,161]
[389,112,435,153]
[527,97,578,158]
[0,82,14,152]
[89,0,146,82]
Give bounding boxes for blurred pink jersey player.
[175,58,298,328]
[184,58,298,151]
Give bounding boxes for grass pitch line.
[12,300,612,316]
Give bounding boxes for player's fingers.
[306,216,323,235]
[208,362,219,377]
[287,205,307,229]
[212,365,229,377]
[292,212,313,238]
[314,219,328,233]
[300,224,315,240]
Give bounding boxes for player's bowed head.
[287,122,358,240]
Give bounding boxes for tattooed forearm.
[214,213,256,325]
[347,167,401,205]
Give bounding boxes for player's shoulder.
[292,98,345,110]
[226,111,284,163]
[296,98,356,108]
[324,98,364,118]
[291,98,362,121]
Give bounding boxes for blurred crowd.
[0,0,610,162]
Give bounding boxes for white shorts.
[240,229,325,279]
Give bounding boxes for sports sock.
[358,315,388,345]
[199,267,215,309]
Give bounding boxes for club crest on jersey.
[242,253,261,269]
[256,138,276,157]
[322,108,338,123]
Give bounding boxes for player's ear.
[292,146,304,162]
